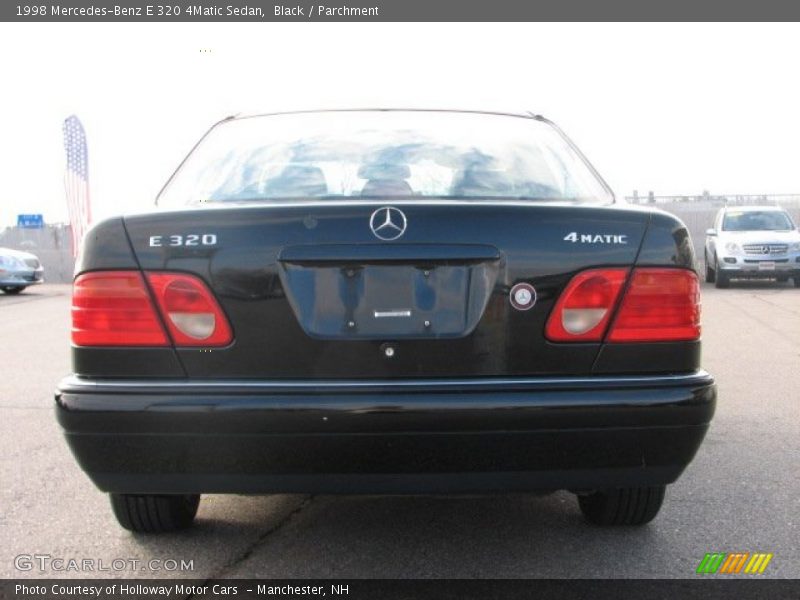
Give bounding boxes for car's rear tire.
[1,286,24,295]
[794,277,800,288]
[577,485,666,526]
[110,494,200,533]
[704,252,716,283]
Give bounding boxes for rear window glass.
[722,210,794,231]
[157,111,612,207]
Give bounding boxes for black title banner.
[4,0,800,21]
[3,579,800,600]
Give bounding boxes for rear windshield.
[722,210,794,231]
[157,111,612,207]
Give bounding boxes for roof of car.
[232,108,545,122]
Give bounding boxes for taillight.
[72,271,232,347]
[72,271,169,346]
[546,267,701,344]
[545,269,628,342]
[607,268,700,342]
[147,273,233,346]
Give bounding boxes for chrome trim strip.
[59,371,712,392]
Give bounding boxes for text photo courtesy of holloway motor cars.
[1,9,799,599]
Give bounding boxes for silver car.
[704,206,800,288]
[0,247,45,294]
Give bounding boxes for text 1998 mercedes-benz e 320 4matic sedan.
[56,110,716,532]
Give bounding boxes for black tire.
[577,486,666,526]
[794,277,800,288]
[1,286,24,295]
[110,494,200,533]
[704,252,715,283]
[714,268,730,289]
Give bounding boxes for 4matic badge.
[563,232,628,244]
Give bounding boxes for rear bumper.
[55,372,716,494]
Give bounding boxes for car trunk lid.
[122,201,650,378]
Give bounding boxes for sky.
[1,22,800,226]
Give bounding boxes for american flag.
[62,115,92,257]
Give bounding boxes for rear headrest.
[361,179,414,197]
[451,168,515,195]
[263,165,328,197]
[357,163,411,180]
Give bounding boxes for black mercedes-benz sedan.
[56,109,716,532]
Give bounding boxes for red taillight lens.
[147,273,233,346]
[545,269,628,342]
[72,271,168,346]
[72,271,232,347]
[546,267,701,344]
[607,268,700,342]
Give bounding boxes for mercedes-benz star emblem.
[509,283,537,311]
[369,207,407,241]
[762,245,771,255]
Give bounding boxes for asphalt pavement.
[1,282,798,579]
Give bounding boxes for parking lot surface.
[2,282,798,579]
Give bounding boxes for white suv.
[704,206,800,288]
